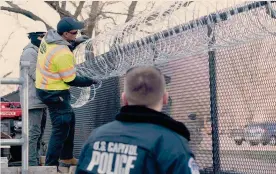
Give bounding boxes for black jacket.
[75,105,200,174]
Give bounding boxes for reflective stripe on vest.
[37,64,60,79]
[39,45,68,89]
[59,67,76,79]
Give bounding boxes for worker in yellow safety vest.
[35,17,97,169]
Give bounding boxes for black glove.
[65,76,97,87]
[69,35,90,51]
[75,35,89,45]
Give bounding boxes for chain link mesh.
[109,1,276,173]
[74,1,276,79]
[2,1,275,173]
[72,1,276,108]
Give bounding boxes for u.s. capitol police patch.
[188,157,200,174]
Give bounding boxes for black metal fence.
[157,2,276,174]
[43,1,276,174]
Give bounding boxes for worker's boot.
[59,157,78,167]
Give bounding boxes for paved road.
[192,134,276,174]
[220,152,276,174]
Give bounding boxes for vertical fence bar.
[21,61,30,174]
[0,61,29,173]
[207,25,221,173]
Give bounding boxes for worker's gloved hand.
[75,35,89,45]
[65,76,98,87]
[69,35,90,51]
[85,77,98,86]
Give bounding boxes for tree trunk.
[86,1,100,37]
[74,1,85,18]
[125,1,137,23]
[61,1,66,10]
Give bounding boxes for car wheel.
[249,141,258,146]
[235,140,243,145]
[270,137,276,146]
[262,141,269,146]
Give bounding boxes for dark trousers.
[37,89,75,166]
[29,108,47,166]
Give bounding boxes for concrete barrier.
[0,166,76,174]
[69,166,76,174]
[1,167,19,174]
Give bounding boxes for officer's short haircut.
[124,66,166,107]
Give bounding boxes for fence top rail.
[0,61,30,85]
[94,1,274,60]
[0,78,23,85]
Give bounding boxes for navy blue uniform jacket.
[75,105,200,174]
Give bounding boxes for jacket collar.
[24,43,38,51]
[44,29,71,46]
[115,105,190,141]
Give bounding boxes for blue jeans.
[29,108,47,166]
[36,89,75,166]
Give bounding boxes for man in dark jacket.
[75,66,200,174]
[19,21,47,166]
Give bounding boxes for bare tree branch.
[120,2,131,10]
[145,1,193,25]
[95,20,100,37]
[113,1,193,44]
[110,1,138,45]
[101,11,131,16]
[45,1,74,18]
[5,1,20,9]
[98,1,105,12]
[0,6,53,29]
[69,1,77,7]
[147,2,156,11]
[125,1,138,22]
[0,30,16,61]
[104,1,120,6]
[139,29,151,34]
[45,1,59,10]
[74,1,85,18]
[61,1,66,10]
[86,1,119,8]
[2,71,12,78]
[101,13,117,25]
[69,1,85,20]
[139,1,155,14]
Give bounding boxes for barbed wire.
[71,1,276,107]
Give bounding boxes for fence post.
[21,61,29,174]
[0,61,30,174]
[207,25,221,173]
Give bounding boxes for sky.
[0,1,62,95]
[0,1,154,95]
[0,0,246,96]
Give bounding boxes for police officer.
[19,21,47,166]
[75,66,200,174]
[35,17,97,168]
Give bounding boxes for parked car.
[230,128,245,145]
[244,122,276,146]
[264,123,276,146]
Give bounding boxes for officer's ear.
[163,91,169,105]
[122,92,128,106]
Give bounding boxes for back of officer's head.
[122,66,168,111]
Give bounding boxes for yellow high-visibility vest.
[35,39,76,90]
